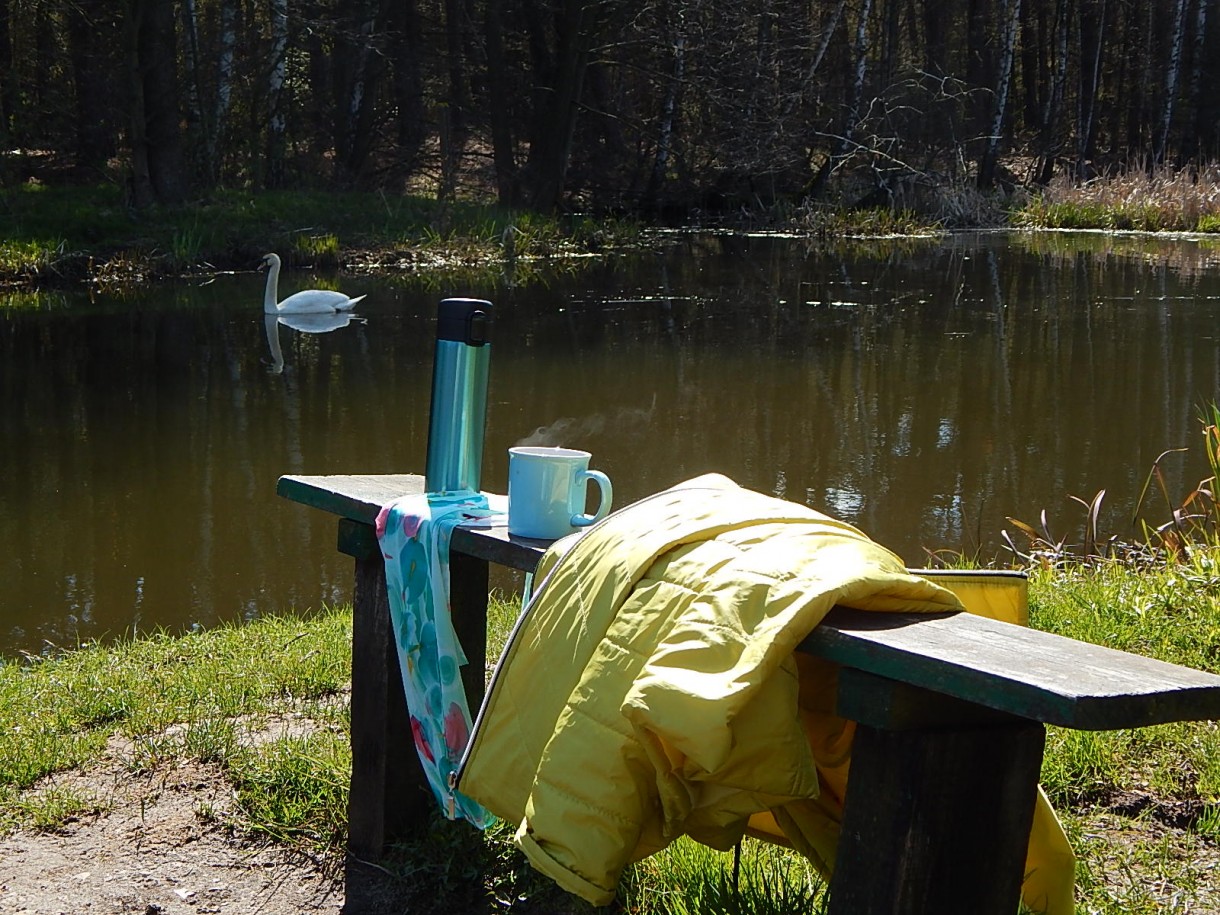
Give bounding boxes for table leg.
[343,522,431,860]
[826,669,1046,915]
[448,550,490,714]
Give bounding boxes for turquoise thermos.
[425,298,493,493]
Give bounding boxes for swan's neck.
[263,262,281,313]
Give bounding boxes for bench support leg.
[346,526,431,861]
[449,550,490,716]
[828,672,1047,915]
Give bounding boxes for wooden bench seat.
[278,472,1220,915]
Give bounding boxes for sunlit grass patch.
[0,238,64,276]
[1019,163,1220,233]
[622,836,827,915]
[228,731,350,850]
[0,609,351,796]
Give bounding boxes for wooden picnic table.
[278,472,1220,915]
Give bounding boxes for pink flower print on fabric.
[376,489,505,827]
[410,716,435,764]
[443,702,470,758]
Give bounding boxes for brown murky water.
[3,231,1220,657]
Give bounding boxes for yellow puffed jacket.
[457,474,1074,913]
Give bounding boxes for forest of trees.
[2,0,1218,214]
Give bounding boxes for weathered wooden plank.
[347,547,429,859]
[279,473,546,572]
[277,473,426,524]
[803,607,1220,730]
[828,700,1046,915]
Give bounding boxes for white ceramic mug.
[507,446,613,539]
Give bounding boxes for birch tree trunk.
[1186,0,1211,159]
[1035,0,1069,183]
[179,0,214,184]
[484,0,518,204]
[389,0,425,171]
[439,0,470,199]
[1075,0,1104,176]
[809,0,872,197]
[978,0,1021,188]
[265,0,289,186]
[1156,0,1190,163]
[645,19,686,208]
[212,0,238,180]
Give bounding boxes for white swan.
[260,252,366,314]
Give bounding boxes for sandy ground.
[4,741,1219,914]
[0,756,347,915]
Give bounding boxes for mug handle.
[571,470,613,528]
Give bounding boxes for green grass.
[1018,163,1220,233]
[0,183,647,285]
[2,577,1218,912]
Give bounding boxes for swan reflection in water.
[263,311,366,374]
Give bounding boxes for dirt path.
[0,758,346,915]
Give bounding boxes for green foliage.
[1,582,1218,910]
[623,837,827,915]
[795,205,940,237]
[0,609,351,797]
[228,732,350,849]
[1019,165,1220,233]
[0,185,650,285]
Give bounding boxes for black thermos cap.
[436,298,493,346]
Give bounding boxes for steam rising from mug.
[515,398,657,448]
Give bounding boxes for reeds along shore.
[5,162,1220,294]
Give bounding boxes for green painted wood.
[277,473,425,524]
[804,607,1220,730]
[338,518,380,559]
[278,473,546,572]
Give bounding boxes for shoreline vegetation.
[4,163,1220,292]
[3,559,1219,913]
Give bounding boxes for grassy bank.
[0,184,640,288]
[1017,163,1220,233]
[6,162,1220,291]
[2,564,1219,914]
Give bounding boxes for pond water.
[3,231,1220,658]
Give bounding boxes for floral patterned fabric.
[375,489,505,827]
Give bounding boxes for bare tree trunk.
[212,0,238,180]
[484,0,517,204]
[1156,0,1190,163]
[922,0,948,76]
[1186,0,1212,160]
[978,0,1021,188]
[266,0,289,187]
[1035,0,1069,183]
[0,0,11,148]
[333,0,380,184]
[389,0,425,172]
[782,0,846,123]
[440,0,470,199]
[179,0,215,184]
[645,20,686,208]
[521,0,597,210]
[67,0,118,173]
[809,0,873,197]
[126,0,188,206]
[1076,0,1104,176]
